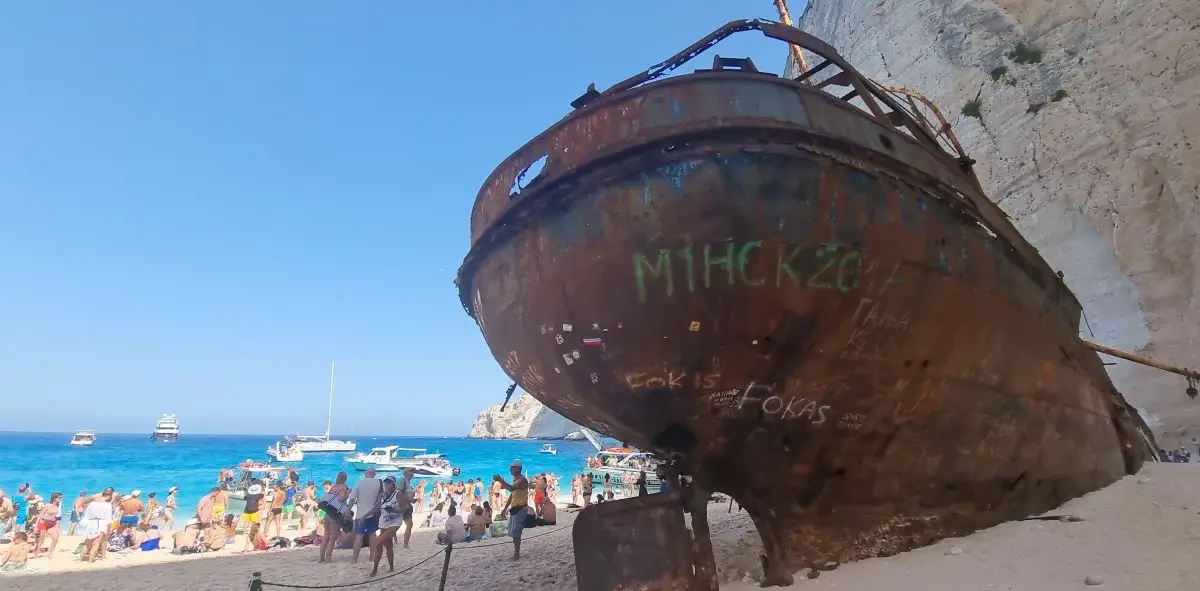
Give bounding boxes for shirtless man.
[118,491,144,528]
[0,490,15,536]
[69,492,87,535]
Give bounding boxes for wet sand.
[3,463,1198,590]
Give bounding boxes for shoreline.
[4,464,1198,590]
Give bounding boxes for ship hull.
[459,31,1149,578]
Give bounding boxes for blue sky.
[0,1,798,435]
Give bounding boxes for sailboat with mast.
[267,361,357,457]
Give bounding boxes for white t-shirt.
[444,514,467,543]
[350,477,382,517]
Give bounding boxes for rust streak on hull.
[458,20,1154,587]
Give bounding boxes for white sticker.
[562,354,574,366]
[589,372,599,383]
[592,323,600,329]
[617,322,624,328]
[554,334,565,345]
[555,368,562,374]
[571,349,581,359]
[562,323,573,332]
[540,325,547,335]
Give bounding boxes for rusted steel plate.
[459,21,1153,585]
[573,493,705,591]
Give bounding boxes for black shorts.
[272,508,282,515]
[403,506,413,520]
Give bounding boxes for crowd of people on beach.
[0,455,676,577]
[0,483,179,571]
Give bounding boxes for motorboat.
[345,446,455,477]
[286,362,357,453]
[539,443,559,455]
[584,447,662,490]
[223,463,298,518]
[150,414,180,442]
[576,428,660,490]
[266,440,304,462]
[69,430,96,447]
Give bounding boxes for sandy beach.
[4,463,1199,590]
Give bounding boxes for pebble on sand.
[1085,574,1105,586]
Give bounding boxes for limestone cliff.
[796,0,1200,443]
[467,393,582,439]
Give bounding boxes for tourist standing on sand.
[196,487,220,529]
[80,489,114,563]
[582,473,593,507]
[494,459,530,561]
[68,491,86,535]
[318,472,351,564]
[370,476,403,576]
[397,467,417,549]
[118,490,143,528]
[347,468,383,564]
[33,492,63,557]
[163,486,178,530]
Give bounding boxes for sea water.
[0,432,597,517]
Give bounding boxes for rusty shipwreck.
[456,19,1166,587]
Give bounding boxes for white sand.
[4,463,1199,590]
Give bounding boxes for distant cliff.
[467,393,582,439]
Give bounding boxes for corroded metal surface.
[458,20,1154,586]
[573,492,711,591]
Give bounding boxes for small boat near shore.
[69,430,96,447]
[266,440,304,462]
[345,446,456,477]
[539,443,559,455]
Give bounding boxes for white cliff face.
[799,0,1200,442]
[467,393,582,439]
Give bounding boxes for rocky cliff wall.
[798,0,1200,442]
[467,393,582,439]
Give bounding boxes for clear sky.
[0,1,798,435]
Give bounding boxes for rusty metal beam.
[1083,340,1200,381]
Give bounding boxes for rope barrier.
[247,521,573,590]
[249,548,443,590]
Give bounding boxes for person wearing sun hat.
[118,490,143,528]
[242,482,265,525]
[493,458,530,560]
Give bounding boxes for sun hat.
[168,486,178,494]
[511,459,523,468]
[131,490,141,497]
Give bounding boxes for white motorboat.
[287,361,357,453]
[345,446,456,477]
[150,414,180,442]
[578,428,661,493]
[539,443,559,455]
[70,430,96,447]
[266,440,304,462]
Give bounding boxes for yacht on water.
[150,414,180,442]
[539,443,559,455]
[69,430,96,447]
[345,446,457,477]
[268,361,357,455]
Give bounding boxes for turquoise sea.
[0,433,599,517]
